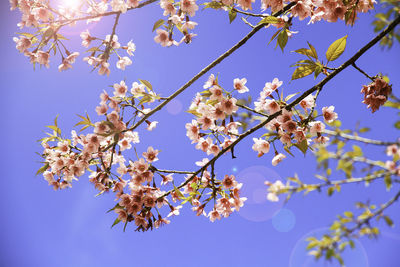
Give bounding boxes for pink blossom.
[266,180,284,202]
[146,121,158,131]
[386,145,399,157]
[263,78,283,96]
[198,115,215,131]
[105,34,121,49]
[209,86,224,101]
[167,205,183,217]
[98,61,110,76]
[36,51,50,68]
[80,30,93,48]
[110,0,128,13]
[237,0,255,10]
[32,7,51,22]
[299,94,314,110]
[127,0,140,8]
[154,29,172,47]
[160,0,176,16]
[309,121,325,135]
[195,158,209,167]
[132,158,149,173]
[13,37,31,53]
[142,147,159,162]
[195,137,212,152]
[272,153,286,166]
[116,56,132,70]
[265,99,280,114]
[222,175,237,189]
[161,174,174,185]
[208,208,221,222]
[126,40,136,56]
[180,0,199,17]
[203,74,216,89]
[233,78,249,93]
[221,98,238,115]
[252,138,270,157]
[113,80,128,97]
[322,106,338,123]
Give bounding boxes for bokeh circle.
[236,165,284,222]
[272,208,296,232]
[289,227,369,267]
[166,99,183,115]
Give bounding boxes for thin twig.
[324,129,400,146]
[236,103,268,117]
[351,62,375,81]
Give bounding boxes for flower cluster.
[38,77,247,230]
[252,78,339,166]
[82,32,136,75]
[361,76,392,113]
[11,0,136,74]
[186,74,247,157]
[154,0,199,47]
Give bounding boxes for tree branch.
[324,129,400,146]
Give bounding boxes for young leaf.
[326,35,348,62]
[277,30,288,52]
[229,9,237,24]
[291,63,316,80]
[259,16,280,25]
[152,19,165,32]
[307,42,318,59]
[111,218,121,228]
[139,79,153,91]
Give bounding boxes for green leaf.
[86,47,101,52]
[17,32,35,38]
[294,139,308,156]
[42,27,55,38]
[259,16,280,25]
[229,9,237,24]
[284,92,299,102]
[384,174,392,190]
[111,218,121,228]
[326,35,348,62]
[277,30,288,52]
[308,42,318,59]
[56,33,68,40]
[292,48,316,59]
[202,1,223,9]
[384,101,400,109]
[291,63,316,80]
[314,63,323,79]
[384,216,394,227]
[186,109,202,117]
[139,79,153,91]
[36,162,49,176]
[152,19,165,32]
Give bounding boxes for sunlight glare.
[62,0,81,10]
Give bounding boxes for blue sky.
[1,1,399,267]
